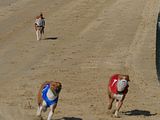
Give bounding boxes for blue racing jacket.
[42,84,58,107]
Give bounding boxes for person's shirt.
[35,17,45,27]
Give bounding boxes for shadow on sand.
[122,109,157,116]
[44,37,58,40]
[55,117,83,120]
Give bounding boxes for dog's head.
[118,75,130,81]
[50,82,62,94]
[117,75,129,92]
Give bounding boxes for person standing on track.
[34,13,45,40]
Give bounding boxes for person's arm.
[42,19,45,27]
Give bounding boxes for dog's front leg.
[37,101,47,117]
[115,101,119,117]
[47,110,53,120]
[114,101,123,117]
[36,105,43,117]
[47,104,57,120]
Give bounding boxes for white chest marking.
[46,88,57,101]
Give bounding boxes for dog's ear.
[50,82,56,89]
[124,75,130,81]
[57,82,62,88]
[56,82,62,91]
[49,82,61,91]
[119,75,130,81]
[54,82,62,93]
[36,15,40,19]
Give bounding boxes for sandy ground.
[0,0,160,120]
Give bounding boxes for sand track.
[0,0,160,120]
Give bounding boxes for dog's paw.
[111,114,121,118]
[111,109,116,114]
[111,110,121,118]
[108,103,112,110]
[35,116,43,120]
[106,110,112,115]
[42,106,47,112]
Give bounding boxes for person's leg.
[39,27,44,40]
[40,32,42,40]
